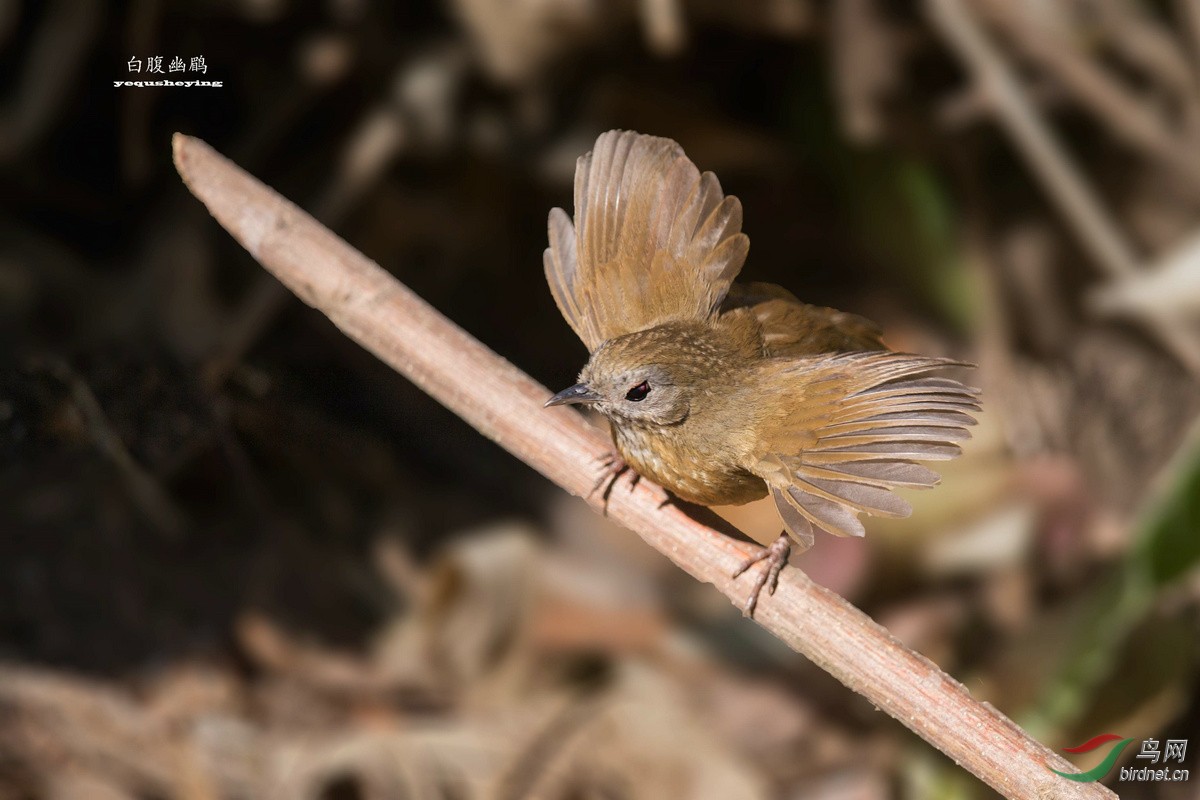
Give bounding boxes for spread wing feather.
[751,353,979,541]
[721,282,886,355]
[544,131,749,351]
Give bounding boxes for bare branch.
[973,0,1200,185]
[172,132,1117,799]
[926,0,1200,375]
[1175,0,1200,87]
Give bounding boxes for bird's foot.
[589,450,639,511]
[731,533,792,617]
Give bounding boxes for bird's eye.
[625,381,651,402]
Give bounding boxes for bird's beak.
[545,383,600,408]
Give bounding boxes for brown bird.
[543,130,979,615]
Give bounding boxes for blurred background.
[3,0,1200,798]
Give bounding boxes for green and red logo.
[1052,734,1190,783]
[1051,734,1135,782]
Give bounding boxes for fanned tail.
[752,353,980,542]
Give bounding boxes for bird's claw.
[731,533,792,617]
[589,450,639,511]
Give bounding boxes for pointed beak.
[545,383,600,408]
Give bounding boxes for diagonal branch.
[172,132,1115,800]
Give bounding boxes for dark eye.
[625,381,651,402]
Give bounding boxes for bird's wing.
[720,282,887,356]
[747,352,979,543]
[544,130,749,352]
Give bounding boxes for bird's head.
[544,325,714,426]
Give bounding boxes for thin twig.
[973,0,1200,186]
[1175,0,1200,85]
[929,0,1138,278]
[172,132,1116,799]
[830,0,898,144]
[926,0,1200,376]
[1094,0,1197,101]
[32,356,187,539]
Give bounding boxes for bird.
[542,130,979,615]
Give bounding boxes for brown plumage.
[543,130,979,614]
